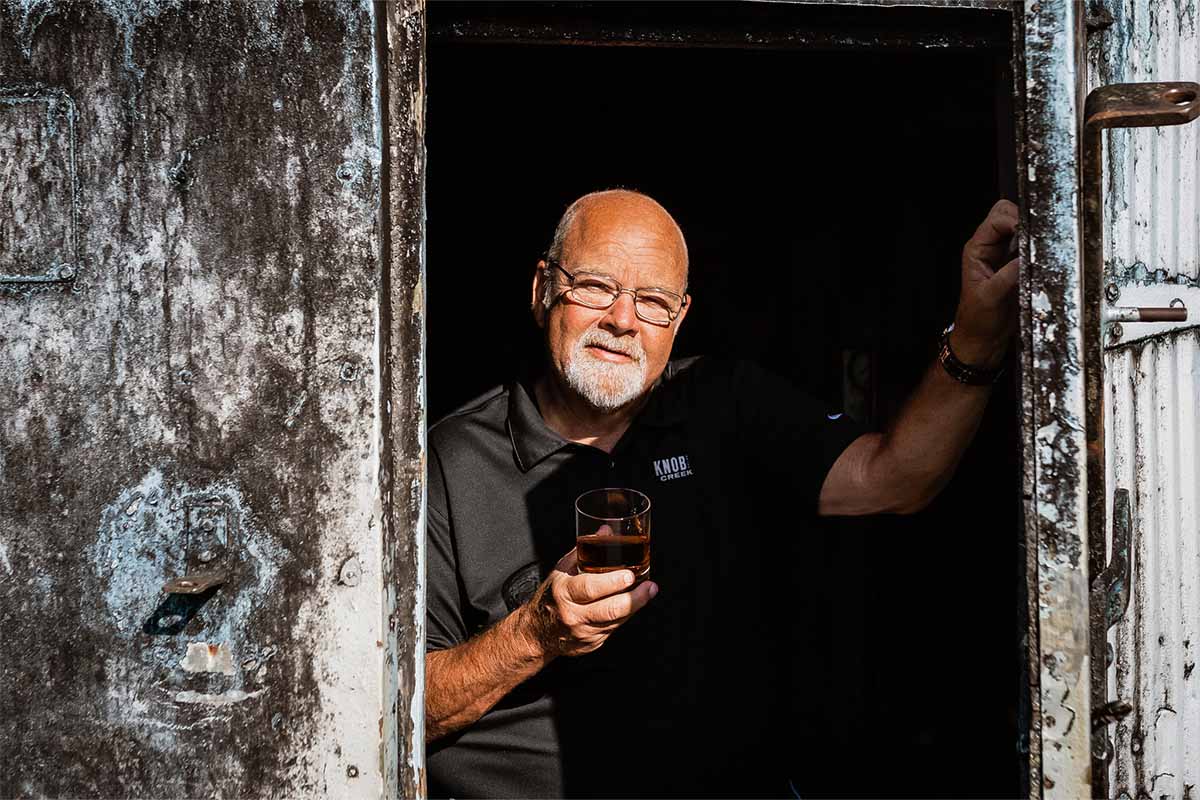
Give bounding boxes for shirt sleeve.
[425,444,469,652]
[730,359,865,515]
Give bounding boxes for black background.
[426,4,1024,796]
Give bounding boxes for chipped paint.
[175,688,265,706]
[180,642,237,675]
[1020,0,1094,795]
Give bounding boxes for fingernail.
[648,582,659,598]
[622,571,635,587]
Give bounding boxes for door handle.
[1080,82,1200,788]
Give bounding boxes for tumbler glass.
[575,488,651,579]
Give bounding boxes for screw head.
[57,264,76,281]
[1110,322,1124,342]
[1105,283,1120,303]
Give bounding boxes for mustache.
[578,328,644,362]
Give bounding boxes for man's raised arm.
[817,199,1020,517]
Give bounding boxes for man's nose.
[600,291,639,336]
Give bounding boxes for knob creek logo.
[652,454,693,482]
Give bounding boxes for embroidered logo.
[653,454,694,482]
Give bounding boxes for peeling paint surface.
[0,2,422,797]
[1088,2,1200,794]
[1021,1,1094,795]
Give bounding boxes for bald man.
[425,190,1019,798]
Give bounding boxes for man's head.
[532,189,690,412]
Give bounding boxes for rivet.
[1110,322,1124,342]
[1105,283,1120,303]
[177,369,194,385]
[336,162,357,183]
[57,264,76,281]
[339,362,359,382]
[347,765,359,779]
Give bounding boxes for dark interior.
[426,3,1023,796]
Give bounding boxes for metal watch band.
[938,324,1004,386]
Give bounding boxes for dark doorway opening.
[426,3,1022,797]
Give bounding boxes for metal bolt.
[57,264,76,281]
[202,519,215,532]
[1109,322,1124,342]
[336,162,357,183]
[1105,282,1120,303]
[347,765,360,779]
[339,361,359,382]
[177,369,194,385]
[197,549,216,563]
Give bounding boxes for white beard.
[562,327,648,411]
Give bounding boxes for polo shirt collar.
[506,378,570,472]
[506,365,689,472]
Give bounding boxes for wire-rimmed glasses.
[544,259,688,326]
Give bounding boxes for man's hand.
[523,548,658,658]
[951,199,1021,368]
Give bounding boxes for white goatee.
[562,327,648,411]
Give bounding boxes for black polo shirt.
[426,356,862,799]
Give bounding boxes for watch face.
[501,561,543,612]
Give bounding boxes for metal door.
[1088,2,1200,796]
[0,2,427,797]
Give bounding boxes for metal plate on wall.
[0,86,79,288]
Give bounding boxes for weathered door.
[1088,2,1200,797]
[1021,2,1200,797]
[0,2,426,797]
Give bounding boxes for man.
[426,190,1018,798]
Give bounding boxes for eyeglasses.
[543,259,688,326]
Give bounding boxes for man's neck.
[533,372,648,454]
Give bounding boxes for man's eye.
[575,280,614,294]
[638,295,672,311]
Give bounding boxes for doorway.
[425,3,1022,796]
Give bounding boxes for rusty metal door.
[1086,2,1200,797]
[1018,2,1094,796]
[0,2,426,797]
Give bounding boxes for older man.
[426,190,1018,798]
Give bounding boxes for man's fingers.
[587,580,658,624]
[969,199,1019,248]
[554,548,579,576]
[562,569,635,604]
[984,257,1020,301]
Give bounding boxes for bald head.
[548,190,689,290]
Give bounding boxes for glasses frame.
[543,259,689,325]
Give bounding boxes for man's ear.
[672,294,692,335]
[531,260,549,328]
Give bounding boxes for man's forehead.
[561,202,685,273]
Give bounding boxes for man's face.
[534,205,689,412]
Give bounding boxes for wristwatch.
[938,323,1005,386]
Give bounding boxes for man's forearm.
[426,604,554,742]
[873,356,994,512]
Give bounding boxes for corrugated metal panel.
[1089,1,1200,794]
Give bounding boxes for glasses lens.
[635,292,677,324]
[569,277,618,309]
